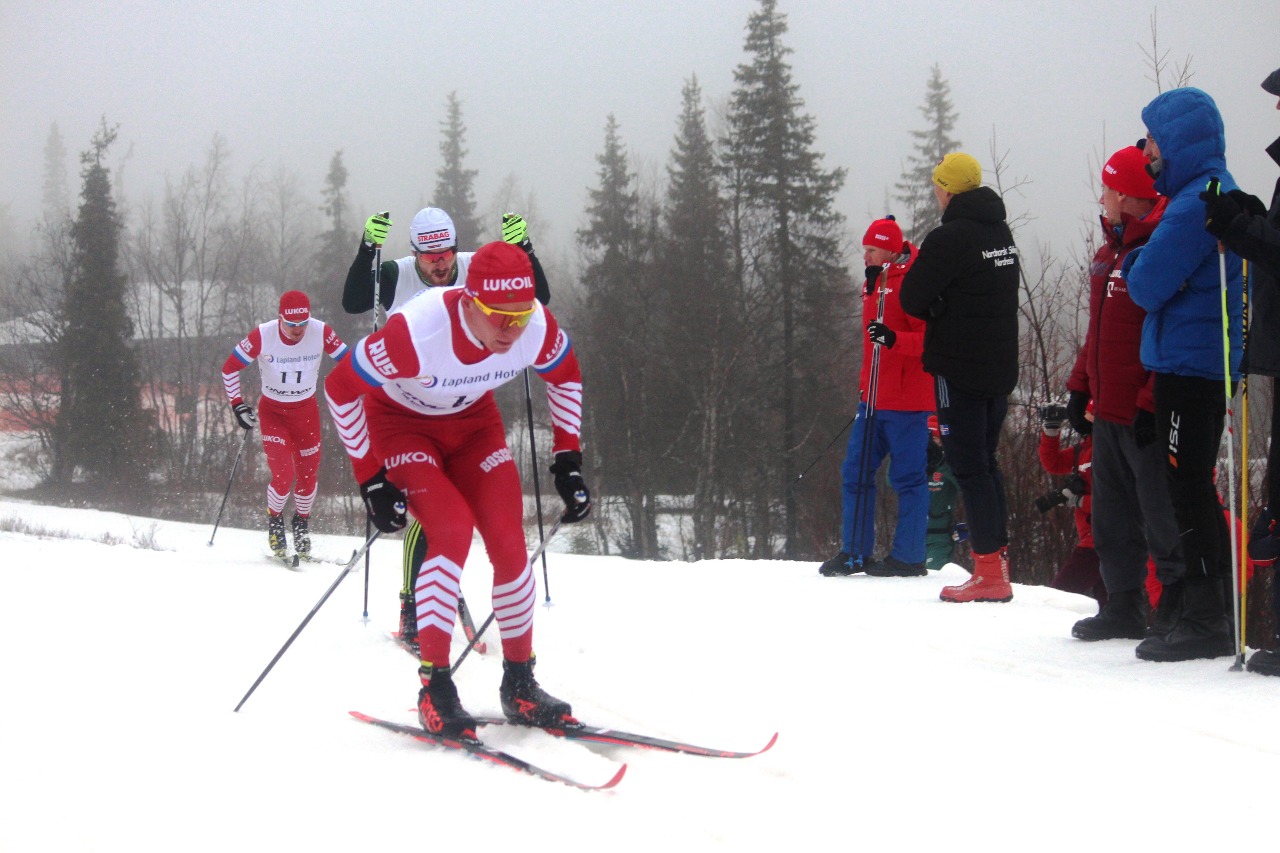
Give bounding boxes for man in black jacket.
[900,152,1021,603]
[1202,66,1280,675]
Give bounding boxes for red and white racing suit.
[324,287,583,667]
[222,319,348,517]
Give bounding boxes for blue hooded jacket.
[1126,87,1243,381]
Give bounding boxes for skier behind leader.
[343,208,551,649]
[325,240,591,739]
[221,290,348,560]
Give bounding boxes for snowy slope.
[0,498,1275,852]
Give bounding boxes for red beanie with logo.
[1101,146,1157,199]
[465,241,535,305]
[279,290,310,322]
[862,216,904,253]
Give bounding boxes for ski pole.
[208,428,253,546]
[1208,192,1243,669]
[1239,259,1250,661]
[234,530,381,712]
[848,273,889,566]
[523,368,552,605]
[791,414,856,487]
[451,517,562,675]
[362,243,383,623]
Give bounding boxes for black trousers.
[1153,372,1231,581]
[934,376,1009,556]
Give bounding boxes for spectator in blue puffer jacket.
[1126,87,1244,664]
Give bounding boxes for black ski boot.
[1135,576,1233,662]
[500,656,575,727]
[1071,588,1149,641]
[267,513,287,558]
[290,513,310,557]
[1146,580,1183,638]
[866,555,928,577]
[417,663,477,739]
[819,551,866,577]
[1246,648,1280,676]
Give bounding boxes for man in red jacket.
[820,216,935,577]
[1064,143,1181,641]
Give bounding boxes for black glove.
[232,402,257,430]
[1066,391,1092,436]
[1133,408,1158,449]
[549,451,591,523]
[1039,404,1068,435]
[360,468,407,533]
[864,265,883,295]
[1200,184,1243,239]
[865,321,896,348]
[1062,474,1088,507]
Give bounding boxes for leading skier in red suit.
[324,241,591,739]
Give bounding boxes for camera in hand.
[1038,404,1068,430]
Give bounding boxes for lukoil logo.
[481,275,532,292]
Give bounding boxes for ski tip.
[597,762,627,790]
[349,710,375,723]
[757,731,780,755]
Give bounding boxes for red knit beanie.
[465,241,535,305]
[1101,146,1157,199]
[862,216,903,253]
[279,290,310,322]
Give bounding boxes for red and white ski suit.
[324,287,583,667]
[222,319,348,517]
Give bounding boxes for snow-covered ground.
[0,497,1275,852]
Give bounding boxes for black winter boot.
[866,555,928,577]
[1071,588,1149,641]
[267,513,287,557]
[1245,647,1280,676]
[1135,577,1234,662]
[500,656,575,727]
[819,551,866,577]
[1146,580,1183,638]
[290,513,310,556]
[398,592,419,652]
[417,664,477,739]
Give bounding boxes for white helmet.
[409,207,456,253]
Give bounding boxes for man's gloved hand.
[364,211,392,247]
[360,468,407,533]
[1062,474,1088,507]
[549,451,591,523]
[1066,390,1092,436]
[1039,404,1068,436]
[1200,184,1241,240]
[865,320,896,348]
[1133,407,1158,449]
[502,213,531,249]
[232,402,257,431]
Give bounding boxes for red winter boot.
[940,548,1013,603]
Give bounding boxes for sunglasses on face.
[418,248,456,263]
[280,317,308,328]
[469,296,535,329]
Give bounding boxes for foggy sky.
[2,1,1278,272]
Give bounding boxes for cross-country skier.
[342,208,551,648]
[325,240,591,739]
[221,290,348,559]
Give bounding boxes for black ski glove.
[232,402,257,431]
[865,320,896,349]
[549,451,591,523]
[1133,408,1158,449]
[1039,404,1068,436]
[1066,390,1092,436]
[360,468,407,533]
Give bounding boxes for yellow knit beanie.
[932,153,981,193]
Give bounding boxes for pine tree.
[313,150,362,343]
[721,0,850,558]
[659,76,740,559]
[575,115,662,557]
[894,64,961,243]
[434,92,482,249]
[59,118,151,499]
